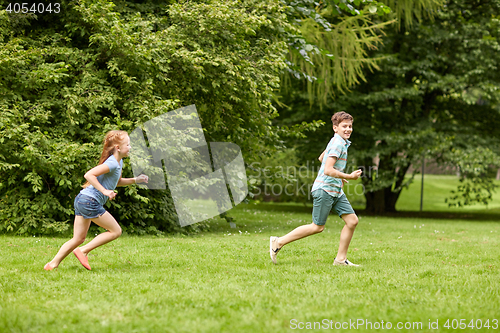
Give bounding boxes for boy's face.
[333,120,353,141]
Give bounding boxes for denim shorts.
[311,189,355,226]
[74,193,106,219]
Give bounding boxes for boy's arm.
[318,150,326,163]
[324,156,362,180]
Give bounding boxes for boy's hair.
[331,111,353,126]
[82,130,128,188]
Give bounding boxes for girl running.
[44,130,148,271]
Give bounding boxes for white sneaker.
[333,258,360,266]
[270,236,281,264]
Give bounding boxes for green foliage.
[281,0,443,100]
[282,0,393,98]
[277,0,500,212]
[295,15,393,97]
[0,0,291,235]
[247,148,318,204]
[440,147,500,207]
[383,0,443,29]
[349,0,500,210]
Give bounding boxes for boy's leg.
[46,215,91,269]
[79,212,122,256]
[270,189,331,264]
[335,213,358,262]
[277,223,325,248]
[277,189,332,248]
[270,223,324,264]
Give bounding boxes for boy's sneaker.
[270,236,281,264]
[333,258,359,267]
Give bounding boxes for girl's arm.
[117,174,149,187]
[117,178,135,186]
[84,164,116,200]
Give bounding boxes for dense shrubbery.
[0,0,291,235]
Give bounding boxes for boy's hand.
[342,179,349,186]
[136,174,149,184]
[349,169,363,180]
[103,189,117,200]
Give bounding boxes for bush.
[0,0,290,235]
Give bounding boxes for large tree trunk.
[362,152,412,214]
[364,187,401,213]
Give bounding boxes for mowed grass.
[396,175,500,213]
[1,201,500,332]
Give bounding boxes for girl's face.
[117,135,131,157]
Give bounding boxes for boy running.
[270,111,362,266]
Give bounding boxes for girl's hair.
[82,130,128,188]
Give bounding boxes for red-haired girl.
[44,130,148,271]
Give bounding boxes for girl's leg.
[46,215,91,269]
[78,212,122,256]
[277,222,324,248]
[335,213,359,262]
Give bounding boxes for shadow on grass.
[242,203,500,222]
[240,202,313,214]
[356,210,500,222]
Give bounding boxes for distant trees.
[278,0,500,213]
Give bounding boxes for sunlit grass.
[1,201,499,332]
[396,175,500,213]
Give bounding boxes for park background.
[0,0,499,332]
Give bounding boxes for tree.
[0,0,293,234]
[277,0,500,213]
[281,0,443,100]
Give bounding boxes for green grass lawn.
[1,198,499,332]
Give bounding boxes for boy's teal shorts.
[311,189,355,226]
